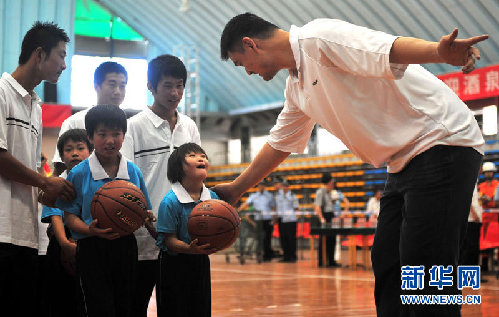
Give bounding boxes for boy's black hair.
[321,172,333,184]
[57,129,93,158]
[94,61,128,86]
[148,54,187,91]
[220,12,279,60]
[19,21,70,65]
[167,143,207,183]
[85,105,127,138]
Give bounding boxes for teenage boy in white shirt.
[216,13,488,317]
[51,61,128,175]
[0,21,75,316]
[121,54,200,317]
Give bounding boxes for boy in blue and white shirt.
[55,105,152,317]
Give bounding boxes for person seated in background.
[366,190,382,220]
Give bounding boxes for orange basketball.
[188,199,241,251]
[91,180,148,236]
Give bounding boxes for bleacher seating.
[207,140,499,212]
[206,153,387,212]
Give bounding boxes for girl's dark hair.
[167,143,207,183]
[85,105,127,137]
[57,129,93,158]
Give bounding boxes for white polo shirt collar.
[289,25,301,71]
[2,72,41,106]
[88,152,130,180]
[171,182,211,203]
[287,26,302,85]
[145,107,183,129]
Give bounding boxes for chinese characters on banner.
[438,64,499,101]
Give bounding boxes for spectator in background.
[275,179,299,262]
[314,173,341,267]
[238,182,276,262]
[236,201,257,265]
[331,181,350,216]
[460,184,486,283]
[478,162,497,209]
[367,190,382,219]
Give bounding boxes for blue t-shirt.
[41,205,64,223]
[156,186,219,253]
[56,156,152,240]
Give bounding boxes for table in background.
[310,227,376,269]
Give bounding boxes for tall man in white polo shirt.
[121,54,200,317]
[216,13,489,317]
[51,61,128,176]
[0,21,75,316]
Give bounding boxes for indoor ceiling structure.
[98,0,498,113]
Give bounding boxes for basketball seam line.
[97,192,147,218]
[92,197,131,233]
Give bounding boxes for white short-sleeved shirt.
[0,72,43,249]
[51,108,89,164]
[366,197,381,217]
[246,191,275,221]
[470,184,482,222]
[121,107,201,260]
[268,19,484,173]
[37,203,49,255]
[275,190,299,223]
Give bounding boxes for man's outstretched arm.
[213,142,290,205]
[390,28,489,74]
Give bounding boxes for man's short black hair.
[57,129,93,158]
[148,54,187,91]
[85,105,127,138]
[321,173,333,184]
[167,143,207,183]
[220,12,279,60]
[94,61,128,86]
[19,21,69,65]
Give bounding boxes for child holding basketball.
[55,105,152,317]
[41,129,91,317]
[156,142,218,317]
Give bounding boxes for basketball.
[188,199,241,251]
[90,180,149,236]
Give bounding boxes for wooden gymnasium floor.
[146,251,499,317]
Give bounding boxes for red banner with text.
[438,64,499,101]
